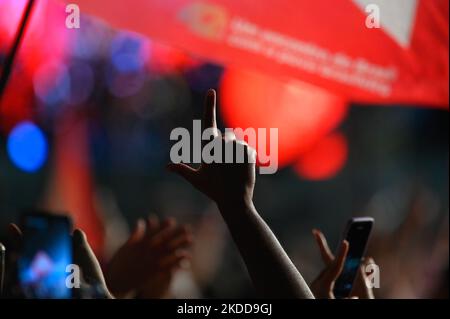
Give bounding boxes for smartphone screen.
[333,217,373,299]
[18,213,73,299]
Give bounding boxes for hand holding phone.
[311,217,374,299]
[333,217,374,298]
[9,212,111,299]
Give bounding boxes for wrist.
[217,197,254,214]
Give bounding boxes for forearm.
[218,200,314,299]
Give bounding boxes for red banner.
[62,0,449,108]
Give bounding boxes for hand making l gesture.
[168,89,313,299]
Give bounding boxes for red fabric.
[65,0,448,107]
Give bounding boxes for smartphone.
[18,212,73,299]
[333,217,374,299]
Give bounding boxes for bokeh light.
[33,62,71,107]
[67,61,95,105]
[110,32,150,73]
[220,68,348,168]
[7,121,48,172]
[149,42,201,74]
[106,33,150,98]
[294,132,348,180]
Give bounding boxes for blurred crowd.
[0,9,448,299]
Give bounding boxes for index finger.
[203,89,218,134]
[312,229,334,265]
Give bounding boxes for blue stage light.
[7,121,48,172]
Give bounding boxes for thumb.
[72,229,106,287]
[167,163,200,187]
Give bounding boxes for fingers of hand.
[157,250,191,272]
[143,215,160,242]
[72,229,105,286]
[129,219,146,243]
[167,163,201,188]
[142,220,193,271]
[165,226,193,251]
[312,229,334,265]
[147,218,177,249]
[202,89,217,133]
[231,140,256,164]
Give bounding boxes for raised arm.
[168,89,314,298]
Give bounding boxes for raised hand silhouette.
[168,89,313,298]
